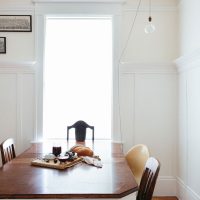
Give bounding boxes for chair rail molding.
[175,48,200,73]
[0,61,36,74]
[120,61,177,74]
[32,0,126,3]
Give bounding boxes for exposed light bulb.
[144,23,155,34]
[144,16,155,34]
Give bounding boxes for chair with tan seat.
[125,144,150,185]
[135,157,160,200]
[0,138,16,165]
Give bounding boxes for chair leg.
[92,128,94,140]
[67,128,69,140]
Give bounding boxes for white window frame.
[34,2,123,142]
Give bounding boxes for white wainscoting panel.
[120,62,177,196]
[177,72,188,184]
[120,73,135,151]
[19,74,36,153]
[0,62,36,166]
[134,73,177,176]
[175,48,200,200]
[187,67,200,196]
[0,74,17,148]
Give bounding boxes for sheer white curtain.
[43,17,112,139]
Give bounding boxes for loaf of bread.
[70,145,93,157]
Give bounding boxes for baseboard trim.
[154,176,177,196]
[177,178,200,200]
[153,196,178,199]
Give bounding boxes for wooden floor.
[153,197,178,200]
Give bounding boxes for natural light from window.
[43,16,112,140]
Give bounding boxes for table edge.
[0,188,138,199]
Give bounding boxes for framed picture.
[0,37,6,54]
[0,15,32,32]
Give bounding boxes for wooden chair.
[67,120,94,141]
[125,144,150,184]
[0,138,16,165]
[136,157,160,200]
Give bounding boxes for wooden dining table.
[0,139,138,199]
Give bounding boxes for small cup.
[52,146,62,156]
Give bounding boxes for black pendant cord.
[117,0,142,145]
[119,0,142,62]
[149,0,152,22]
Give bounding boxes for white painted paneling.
[187,67,200,197]
[177,72,187,183]
[0,64,36,160]
[134,73,177,177]
[177,1,200,198]
[176,50,200,200]
[120,73,134,153]
[120,63,177,196]
[0,74,17,144]
[19,74,35,153]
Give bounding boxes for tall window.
[43,16,112,139]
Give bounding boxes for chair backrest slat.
[136,157,160,200]
[67,120,94,141]
[0,138,16,165]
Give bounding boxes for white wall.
[0,2,35,62]
[0,0,178,196]
[178,0,200,56]
[0,63,36,167]
[176,51,200,200]
[0,1,35,166]
[120,63,177,196]
[176,0,200,200]
[120,0,178,195]
[121,0,178,62]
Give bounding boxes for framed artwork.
[0,37,6,54]
[0,15,32,32]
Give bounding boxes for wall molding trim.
[0,5,34,12]
[0,61,36,67]
[33,0,126,3]
[123,5,177,12]
[174,48,200,73]
[0,61,36,74]
[120,62,177,74]
[177,177,200,200]
[154,176,177,196]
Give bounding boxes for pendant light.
[144,0,155,34]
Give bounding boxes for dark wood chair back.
[136,157,160,200]
[67,120,94,141]
[0,138,16,165]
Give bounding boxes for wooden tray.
[31,157,83,170]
